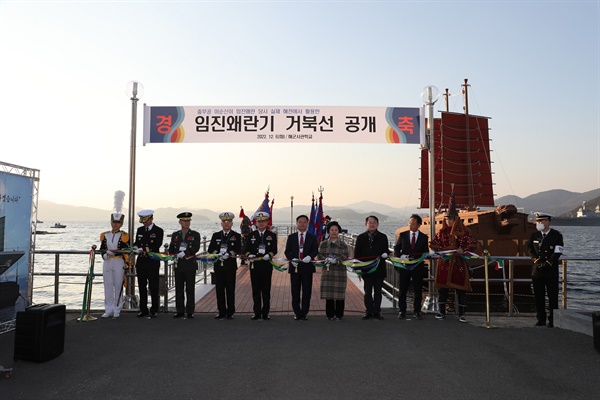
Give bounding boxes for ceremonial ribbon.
[435,250,504,271]
[389,253,429,271]
[341,258,381,275]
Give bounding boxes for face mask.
[536,222,545,231]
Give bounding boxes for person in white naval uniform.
[99,213,130,319]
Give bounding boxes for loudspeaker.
[14,304,66,362]
[593,312,600,353]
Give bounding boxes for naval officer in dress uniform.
[528,212,564,327]
[99,213,130,319]
[132,209,164,319]
[208,212,242,320]
[168,212,201,319]
[245,211,277,320]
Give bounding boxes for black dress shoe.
[374,313,384,320]
[187,314,194,319]
[226,315,233,320]
[398,312,406,320]
[215,314,225,320]
[414,313,423,320]
[294,315,300,320]
[173,313,184,319]
[547,322,554,328]
[262,315,270,320]
[250,315,261,320]
[301,315,308,321]
[362,314,372,320]
[149,312,158,319]
[535,320,545,326]
[137,311,149,317]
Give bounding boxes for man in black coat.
[393,214,429,320]
[284,215,318,320]
[168,212,201,319]
[208,212,242,320]
[245,211,277,320]
[528,212,564,328]
[354,215,390,320]
[133,209,164,319]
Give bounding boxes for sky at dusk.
[1,0,598,215]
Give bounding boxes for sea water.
[14,221,600,311]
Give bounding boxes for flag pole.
[421,85,439,314]
[125,80,143,309]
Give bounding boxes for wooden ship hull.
[396,206,537,313]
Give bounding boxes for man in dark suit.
[528,212,564,328]
[393,214,429,320]
[284,215,318,320]
[168,212,201,319]
[133,210,164,319]
[208,212,242,320]
[354,215,390,320]
[245,211,277,320]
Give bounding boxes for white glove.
[428,250,436,257]
[262,254,270,261]
[325,257,337,264]
[222,253,230,260]
[219,249,227,255]
[381,253,388,259]
[291,259,299,268]
[177,251,185,259]
[102,254,108,260]
[302,256,311,263]
[400,255,409,260]
[248,254,256,259]
[133,247,143,254]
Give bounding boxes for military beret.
[177,212,192,221]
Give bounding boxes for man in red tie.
[284,215,318,320]
[393,214,430,320]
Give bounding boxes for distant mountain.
[37,201,212,222]
[495,188,600,216]
[37,188,600,223]
[271,203,420,223]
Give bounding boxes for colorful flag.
[315,193,324,242]
[308,194,316,235]
[252,190,272,229]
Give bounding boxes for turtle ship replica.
[396,80,536,313]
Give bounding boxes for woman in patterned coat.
[317,221,351,320]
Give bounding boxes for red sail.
[420,112,494,210]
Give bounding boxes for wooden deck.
[195,237,365,316]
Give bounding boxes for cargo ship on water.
[551,201,600,226]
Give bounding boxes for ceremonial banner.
[0,167,35,327]
[143,105,423,144]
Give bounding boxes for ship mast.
[462,78,476,210]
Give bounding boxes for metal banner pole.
[124,81,142,309]
[481,250,497,329]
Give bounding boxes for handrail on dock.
[30,235,600,313]
[32,237,213,311]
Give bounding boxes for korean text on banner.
[143,105,422,145]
